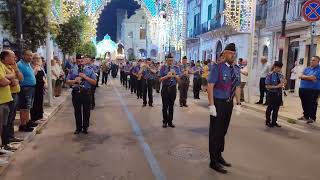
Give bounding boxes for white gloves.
[209,105,217,117]
[234,104,242,115]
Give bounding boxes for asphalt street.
[1,79,320,180]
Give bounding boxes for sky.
[96,0,140,42]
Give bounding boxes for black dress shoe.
[209,162,227,174]
[267,124,274,128]
[180,104,183,107]
[82,129,88,134]
[273,123,281,128]
[255,101,263,104]
[149,104,153,107]
[168,123,176,128]
[265,121,271,126]
[10,137,23,143]
[27,121,38,128]
[162,123,168,128]
[218,156,232,167]
[183,104,188,107]
[142,104,146,107]
[19,125,34,132]
[74,130,81,134]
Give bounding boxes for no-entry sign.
[302,0,320,22]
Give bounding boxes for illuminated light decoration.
[95,34,117,58]
[224,0,254,32]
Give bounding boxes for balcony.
[256,3,267,21]
[266,0,309,31]
[187,26,201,38]
[200,18,222,34]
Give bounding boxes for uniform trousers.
[179,83,189,106]
[209,98,233,163]
[154,77,161,93]
[193,78,202,98]
[120,71,125,85]
[130,76,136,94]
[136,79,143,98]
[266,92,282,124]
[96,71,100,87]
[161,85,177,125]
[72,90,91,131]
[123,73,128,88]
[102,71,109,85]
[299,88,319,120]
[142,79,154,105]
[259,78,268,103]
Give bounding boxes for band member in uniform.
[67,54,97,134]
[119,62,125,86]
[141,58,157,107]
[133,60,143,99]
[207,43,241,173]
[154,62,161,93]
[123,61,131,89]
[191,61,202,99]
[89,57,99,110]
[179,56,190,107]
[101,60,110,85]
[265,61,285,127]
[159,54,181,128]
[130,61,137,94]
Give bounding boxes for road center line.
[111,81,166,180]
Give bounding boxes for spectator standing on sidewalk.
[201,60,209,92]
[30,54,47,122]
[265,61,285,128]
[290,62,298,93]
[1,50,23,151]
[17,50,37,132]
[256,57,271,105]
[54,57,64,97]
[0,50,15,165]
[298,56,320,124]
[238,58,248,102]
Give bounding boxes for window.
[208,4,212,20]
[140,29,146,39]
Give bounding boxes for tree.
[76,41,97,58]
[0,0,52,51]
[55,12,85,55]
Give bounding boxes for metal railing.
[266,0,305,28]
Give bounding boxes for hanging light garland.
[224,0,254,32]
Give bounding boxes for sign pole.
[310,22,316,59]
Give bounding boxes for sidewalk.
[0,90,69,174]
[243,93,320,129]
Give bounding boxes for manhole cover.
[168,144,208,161]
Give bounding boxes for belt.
[214,97,233,103]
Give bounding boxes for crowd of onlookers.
[0,49,68,166]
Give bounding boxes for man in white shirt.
[239,58,248,102]
[256,57,270,105]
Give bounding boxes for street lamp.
[16,0,23,58]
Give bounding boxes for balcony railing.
[200,18,222,34]
[256,3,267,21]
[187,25,201,38]
[266,0,305,28]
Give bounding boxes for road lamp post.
[16,0,23,58]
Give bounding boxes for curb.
[242,103,320,130]
[0,95,69,176]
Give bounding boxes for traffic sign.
[302,0,320,22]
[311,22,317,35]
